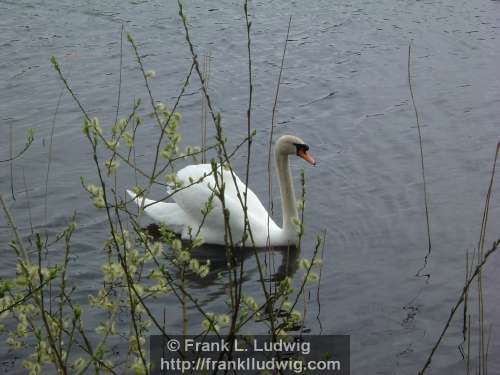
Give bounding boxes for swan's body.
[127,135,315,247]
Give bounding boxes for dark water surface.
[1,0,499,373]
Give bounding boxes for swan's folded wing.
[126,190,188,227]
[221,168,270,217]
[174,164,227,234]
[173,164,279,243]
[220,168,281,237]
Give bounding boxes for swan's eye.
[293,143,309,154]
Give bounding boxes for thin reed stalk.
[408,41,432,278]
[476,142,499,374]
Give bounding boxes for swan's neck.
[276,152,298,236]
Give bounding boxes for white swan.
[127,135,316,247]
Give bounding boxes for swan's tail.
[126,190,188,227]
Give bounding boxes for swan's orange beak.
[298,148,316,166]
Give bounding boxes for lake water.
[1,0,499,373]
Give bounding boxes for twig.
[9,124,15,200]
[266,16,292,297]
[418,238,500,375]
[114,24,124,126]
[22,168,34,238]
[267,16,292,241]
[0,276,54,315]
[0,130,35,164]
[316,230,326,333]
[45,87,63,227]
[0,193,29,263]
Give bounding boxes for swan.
[127,135,316,247]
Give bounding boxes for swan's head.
[276,135,316,166]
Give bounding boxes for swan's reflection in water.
[145,224,300,288]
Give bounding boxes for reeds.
[417,142,499,375]
[409,42,499,375]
